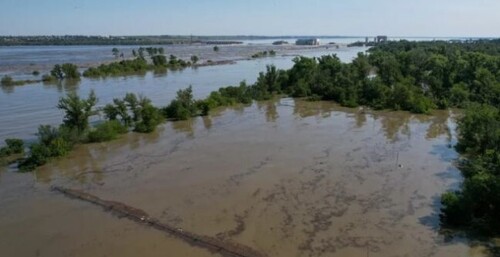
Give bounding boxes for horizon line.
[0,34,498,39]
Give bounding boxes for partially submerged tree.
[57,90,98,133]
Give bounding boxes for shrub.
[88,120,128,142]
[5,139,24,154]
[1,75,13,86]
[18,125,75,172]
[103,93,163,133]
[152,55,167,67]
[0,138,24,157]
[42,74,56,82]
[18,143,51,171]
[163,86,199,120]
[133,105,163,133]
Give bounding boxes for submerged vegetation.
[1,75,41,86]
[0,138,24,166]
[251,50,276,58]
[83,47,192,78]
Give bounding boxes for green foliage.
[112,47,120,58]
[440,104,500,234]
[251,51,276,58]
[1,75,13,86]
[42,74,56,82]
[152,55,167,67]
[50,63,80,80]
[0,138,24,158]
[83,48,191,78]
[163,86,200,120]
[252,65,283,100]
[57,90,98,133]
[0,76,39,87]
[5,138,24,154]
[142,47,164,56]
[83,58,149,77]
[204,81,253,108]
[103,93,163,133]
[18,125,74,172]
[191,55,199,64]
[88,120,128,142]
[133,103,163,133]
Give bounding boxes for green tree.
[50,64,64,79]
[57,90,98,133]
[50,63,80,80]
[152,55,167,67]
[190,55,199,64]
[61,63,80,79]
[163,86,200,120]
[1,75,13,86]
[112,48,120,58]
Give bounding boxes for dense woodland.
[1,39,500,235]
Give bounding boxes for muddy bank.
[0,99,496,257]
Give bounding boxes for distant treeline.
[0,35,245,46]
[0,35,377,46]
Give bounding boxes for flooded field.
[0,45,367,141]
[1,99,492,257]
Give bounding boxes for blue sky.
[1,0,499,37]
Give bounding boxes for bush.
[88,120,128,142]
[51,63,80,80]
[82,58,149,77]
[163,86,200,120]
[1,75,13,86]
[0,138,24,157]
[18,125,75,172]
[133,105,163,133]
[152,55,167,67]
[5,139,24,154]
[103,93,163,133]
[42,74,56,82]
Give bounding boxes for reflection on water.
[171,119,196,138]
[257,101,279,123]
[202,116,213,130]
[0,99,495,257]
[291,99,336,119]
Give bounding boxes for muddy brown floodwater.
[0,99,495,257]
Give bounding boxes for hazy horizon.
[1,0,500,37]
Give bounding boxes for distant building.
[273,40,289,45]
[295,38,320,46]
[376,35,388,43]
